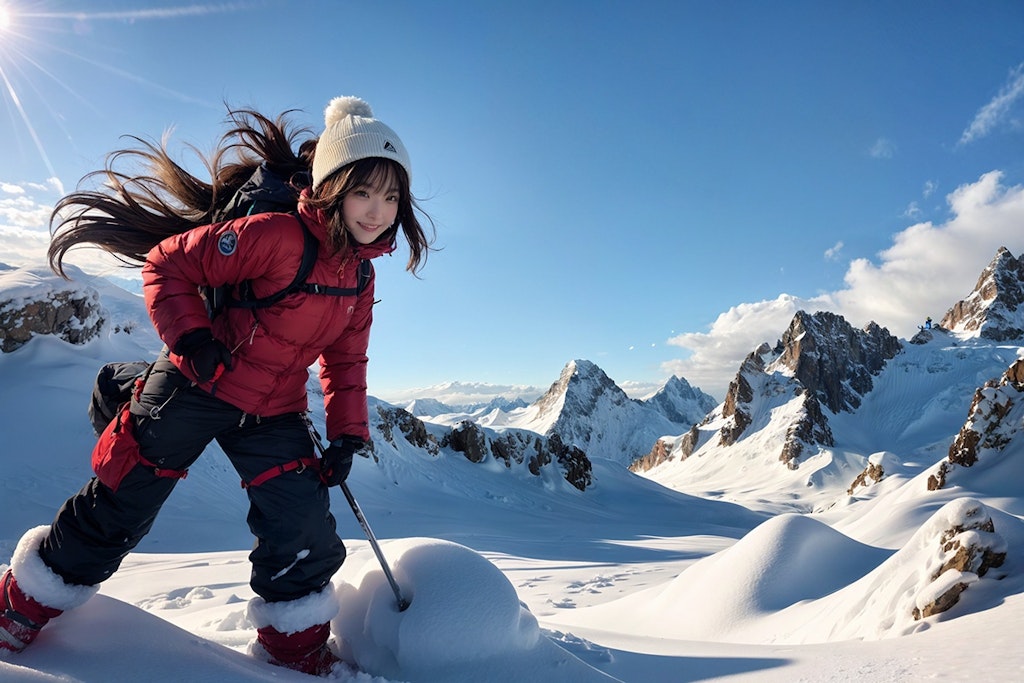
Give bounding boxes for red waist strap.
[138,454,188,481]
[242,457,319,489]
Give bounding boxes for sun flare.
[0,7,11,31]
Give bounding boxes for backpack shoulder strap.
[298,258,372,298]
[228,213,317,310]
[227,214,371,310]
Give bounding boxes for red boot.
[247,583,342,676]
[1,526,99,656]
[255,622,342,675]
[0,568,62,653]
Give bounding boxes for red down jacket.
[141,199,394,442]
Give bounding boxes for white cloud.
[664,171,1024,401]
[923,180,937,198]
[0,180,124,275]
[869,138,895,159]
[903,201,922,219]
[833,171,1023,334]
[959,63,1024,145]
[664,293,832,399]
[824,241,844,260]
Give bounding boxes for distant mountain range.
[370,244,1024,507]
[3,246,1024,502]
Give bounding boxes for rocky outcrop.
[374,404,439,457]
[847,460,885,495]
[443,419,592,491]
[630,421,705,474]
[544,433,592,491]
[629,437,674,471]
[928,358,1024,491]
[709,312,898,468]
[778,393,833,468]
[370,406,594,492]
[718,346,763,447]
[772,312,902,414]
[940,246,1024,341]
[0,285,104,352]
[911,500,1006,620]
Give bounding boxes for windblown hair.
[48,106,433,278]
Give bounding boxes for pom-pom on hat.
[312,96,411,190]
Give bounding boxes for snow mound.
[334,537,616,682]
[334,538,537,671]
[730,497,1020,644]
[552,513,889,641]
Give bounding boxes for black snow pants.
[39,353,346,603]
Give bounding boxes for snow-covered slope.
[4,253,1024,682]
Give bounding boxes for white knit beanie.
[311,96,411,190]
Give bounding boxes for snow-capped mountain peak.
[941,246,1024,340]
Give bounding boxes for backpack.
[201,164,372,318]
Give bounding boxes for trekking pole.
[303,415,410,612]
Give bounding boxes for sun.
[0,7,11,31]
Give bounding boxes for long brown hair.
[48,107,433,278]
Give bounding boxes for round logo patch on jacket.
[218,231,238,256]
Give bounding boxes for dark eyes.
[352,189,399,203]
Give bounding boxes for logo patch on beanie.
[384,141,397,152]
[218,231,238,256]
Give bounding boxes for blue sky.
[1,0,1023,403]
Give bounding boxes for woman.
[0,96,432,675]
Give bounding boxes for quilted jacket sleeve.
[319,269,376,442]
[142,216,302,351]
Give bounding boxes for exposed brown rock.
[0,289,104,352]
[927,462,949,491]
[375,404,439,457]
[1004,358,1024,390]
[441,418,592,490]
[912,502,1006,620]
[678,423,701,459]
[779,394,834,468]
[716,345,764,446]
[847,461,885,495]
[940,246,1024,340]
[629,438,674,473]
[914,582,969,620]
[775,312,901,414]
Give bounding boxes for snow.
[2,263,1024,682]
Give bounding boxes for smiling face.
[341,164,401,245]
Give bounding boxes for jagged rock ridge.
[636,311,902,472]
[941,246,1024,341]
[773,311,903,414]
[927,357,1024,492]
[369,402,592,491]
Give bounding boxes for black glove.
[320,436,364,486]
[176,329,233,383]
